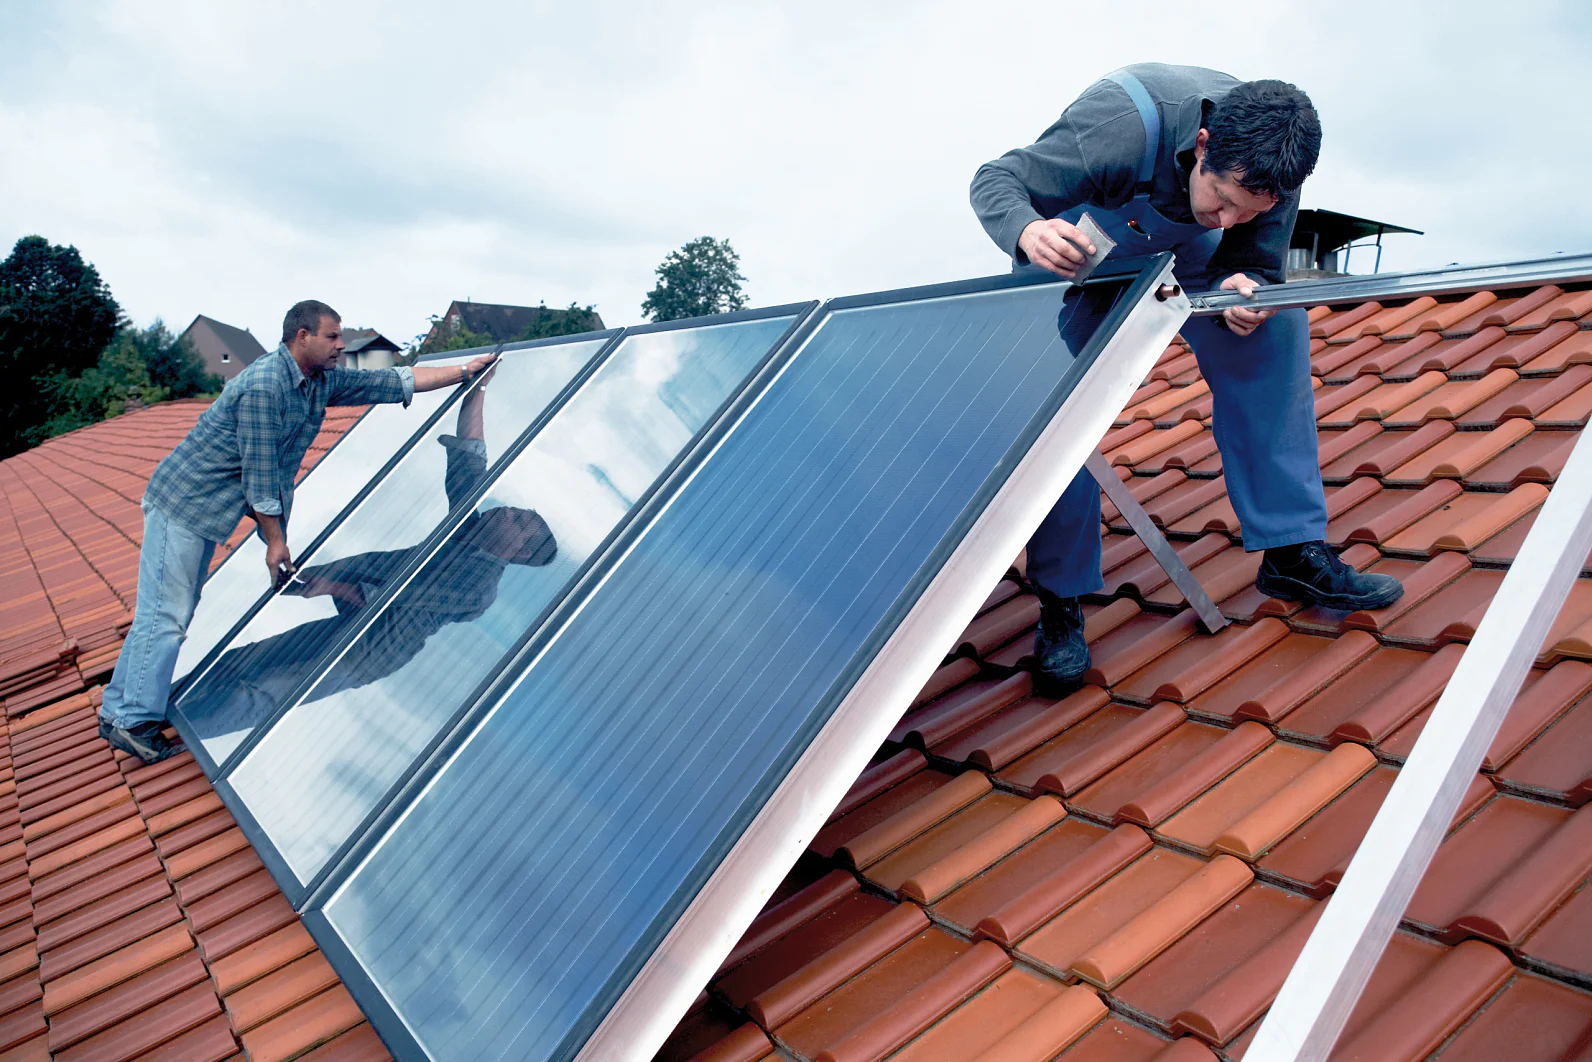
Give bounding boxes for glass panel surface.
[174,338,607,765]
[230,315,798,885]
[173,360,471,684]
[321,279,1130,1062]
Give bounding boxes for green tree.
[134,318,222,399]
[641,236,747,322]
[0,236,122,455]
[26,321,221,447]
[519,302,603,340]
[34,335,164,441]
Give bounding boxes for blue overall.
[1025,70,1327,599]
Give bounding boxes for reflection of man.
[971,63,1403,694]
[199,373,557,733]
[99,299,496,763]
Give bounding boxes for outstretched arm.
[412,352,497,393]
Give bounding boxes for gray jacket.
[970,63,1299,286]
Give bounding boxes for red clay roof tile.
[1113,881,1317,1046]
[891,973,1099,1062]
[837,772,990,869]
[46,951,208,1052]
[716,890,896,1011]
[931,686,1109,772]
[1497,687,1592,806]
[768,923,957,1052]
[1016,848,1205,979]
[1518,879,1592,983]
[999,703,1187,798]
[1406,796,1580,945]
[1467,429,1580,490]
[1071,721,1271,828]
[37,896,182,984]
[953,822,1147,946]
[41,922,192,1016]
[812,940,1008,1062]
[1072,855,1251,989]
[1433,972,1592,1061]
[860,790,1028,889]
[237,984,366,1062]
[812,770,959,860]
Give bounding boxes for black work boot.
[1255,541,1404,611]
[99,718,185,765]
[1033,591,1091,696]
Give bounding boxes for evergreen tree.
[0,236,121,454]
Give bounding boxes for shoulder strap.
[1104,70,1160,191]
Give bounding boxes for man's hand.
[1018,219,1097,279]
[465,352,498,382]
[265,540,296,590]
[1219,273,1275,337]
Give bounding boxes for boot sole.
[1255,571,1405,612]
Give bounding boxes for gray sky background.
[2,1,1587,343]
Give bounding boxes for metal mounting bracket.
[1086,450,1229,633]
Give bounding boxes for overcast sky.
[2,1,1587,344]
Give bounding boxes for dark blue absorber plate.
[173,337,608,767]
[317,277,1128,1062]
[226,313,800,889]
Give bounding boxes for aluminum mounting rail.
[1186,250,1592,316]
[1246,422,1592,1061]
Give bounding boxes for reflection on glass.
[230,315,796,883]
[320,279,1129,1062]
[173,362,471,684]
[175,339,606,764]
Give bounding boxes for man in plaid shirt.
[99,299,496,764]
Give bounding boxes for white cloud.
[1,0,1586,339]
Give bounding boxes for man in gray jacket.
[972,63,1402,693]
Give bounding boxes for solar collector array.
[176,261,1186,1062]
[310,269,1174,1061]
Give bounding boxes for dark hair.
[1203,79,1321,199]
[281,300,340,345]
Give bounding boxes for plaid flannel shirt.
[144,345,414,542]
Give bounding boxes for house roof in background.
[339,328,400,356]
[2,277,1592,1059]
[182,315,269,365]
[441,300,606,342]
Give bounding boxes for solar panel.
[299,260,1186,1062]
[170,334,612,770]
[218,308,810,896]
[170,351,487,686]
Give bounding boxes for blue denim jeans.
[1027,307,1328,598]
[100,504,217,728]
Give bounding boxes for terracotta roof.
[2,278,1592,1059]
[0,400,382,1060]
